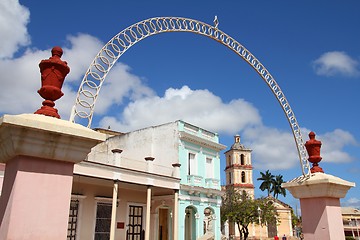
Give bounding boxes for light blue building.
[176,121,226,240]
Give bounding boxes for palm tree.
[271,174,286,199]
[257,170,274,196]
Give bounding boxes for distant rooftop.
[93,128,124,136]
[342,207,360,215]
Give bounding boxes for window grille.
[94,202,112,240]
[67,199,79,240]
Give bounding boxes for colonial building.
[69,120,226,240]
[223,135,293,239]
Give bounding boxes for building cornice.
[225,164,253,170]
[179,131,226,151]
[180,184,223,198]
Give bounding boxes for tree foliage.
[257,170,274,196]
[257,170,287,199]
[271,175,286,199]
[221,187,278,240]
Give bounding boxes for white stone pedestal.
[0,114,105,240]
[283,172,355,240]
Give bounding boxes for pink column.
[300,197,344,240]
[0,157,74,239]
[0,114,105,240]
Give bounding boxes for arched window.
[240,154,245,165]
[241,171,246,183]
[229,172,232,184]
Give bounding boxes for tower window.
[241,154,245,165]
[241,171,246,183]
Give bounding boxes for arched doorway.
[185,206,197,240]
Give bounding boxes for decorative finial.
[214,15,219,28]
[34,46,70,118]
[305,131,324,173]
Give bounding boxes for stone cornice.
[282,172,355,199]
[0,114,105,164]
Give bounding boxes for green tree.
[271,174,286,199]
[221,187,278,240]
[257,170,274,196]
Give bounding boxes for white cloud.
[99,85,262,134]
[62,34,104,82]
[313,51,359,77]
[347,198,360,205]
[319,129,357,163]
[94,63,155,115]
[243,126,299,170]
[342,197,360,209]
[0,48,49,114]
[98,85,358,171]
[0,0,30,58]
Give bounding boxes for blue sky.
[1,0,359,211]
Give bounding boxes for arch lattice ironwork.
[69,17,310,176]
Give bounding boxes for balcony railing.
[187,175,203,187]
[205,178,220,189]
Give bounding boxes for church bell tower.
[224,134,254,198]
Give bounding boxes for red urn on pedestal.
[305,131,324,173]
[34,46,70,118]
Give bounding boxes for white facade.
[68,120,226,240]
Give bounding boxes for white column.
[145,186,152,240]
[111,149,122,166]
[110,180,118,240]
[145,157,155,173]
[173,190,179,240]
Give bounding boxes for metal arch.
[69,16,310,176]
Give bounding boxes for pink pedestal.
[301,197,344,240]
[0,114,105,240]
[283,172,355,240]
[0,157,74,239]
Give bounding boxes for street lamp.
[258,207,262,240]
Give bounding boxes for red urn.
[305,131,324,173]
[34,46,70,118]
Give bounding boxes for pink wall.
[301,197,345,240]
[0,156,74,239]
